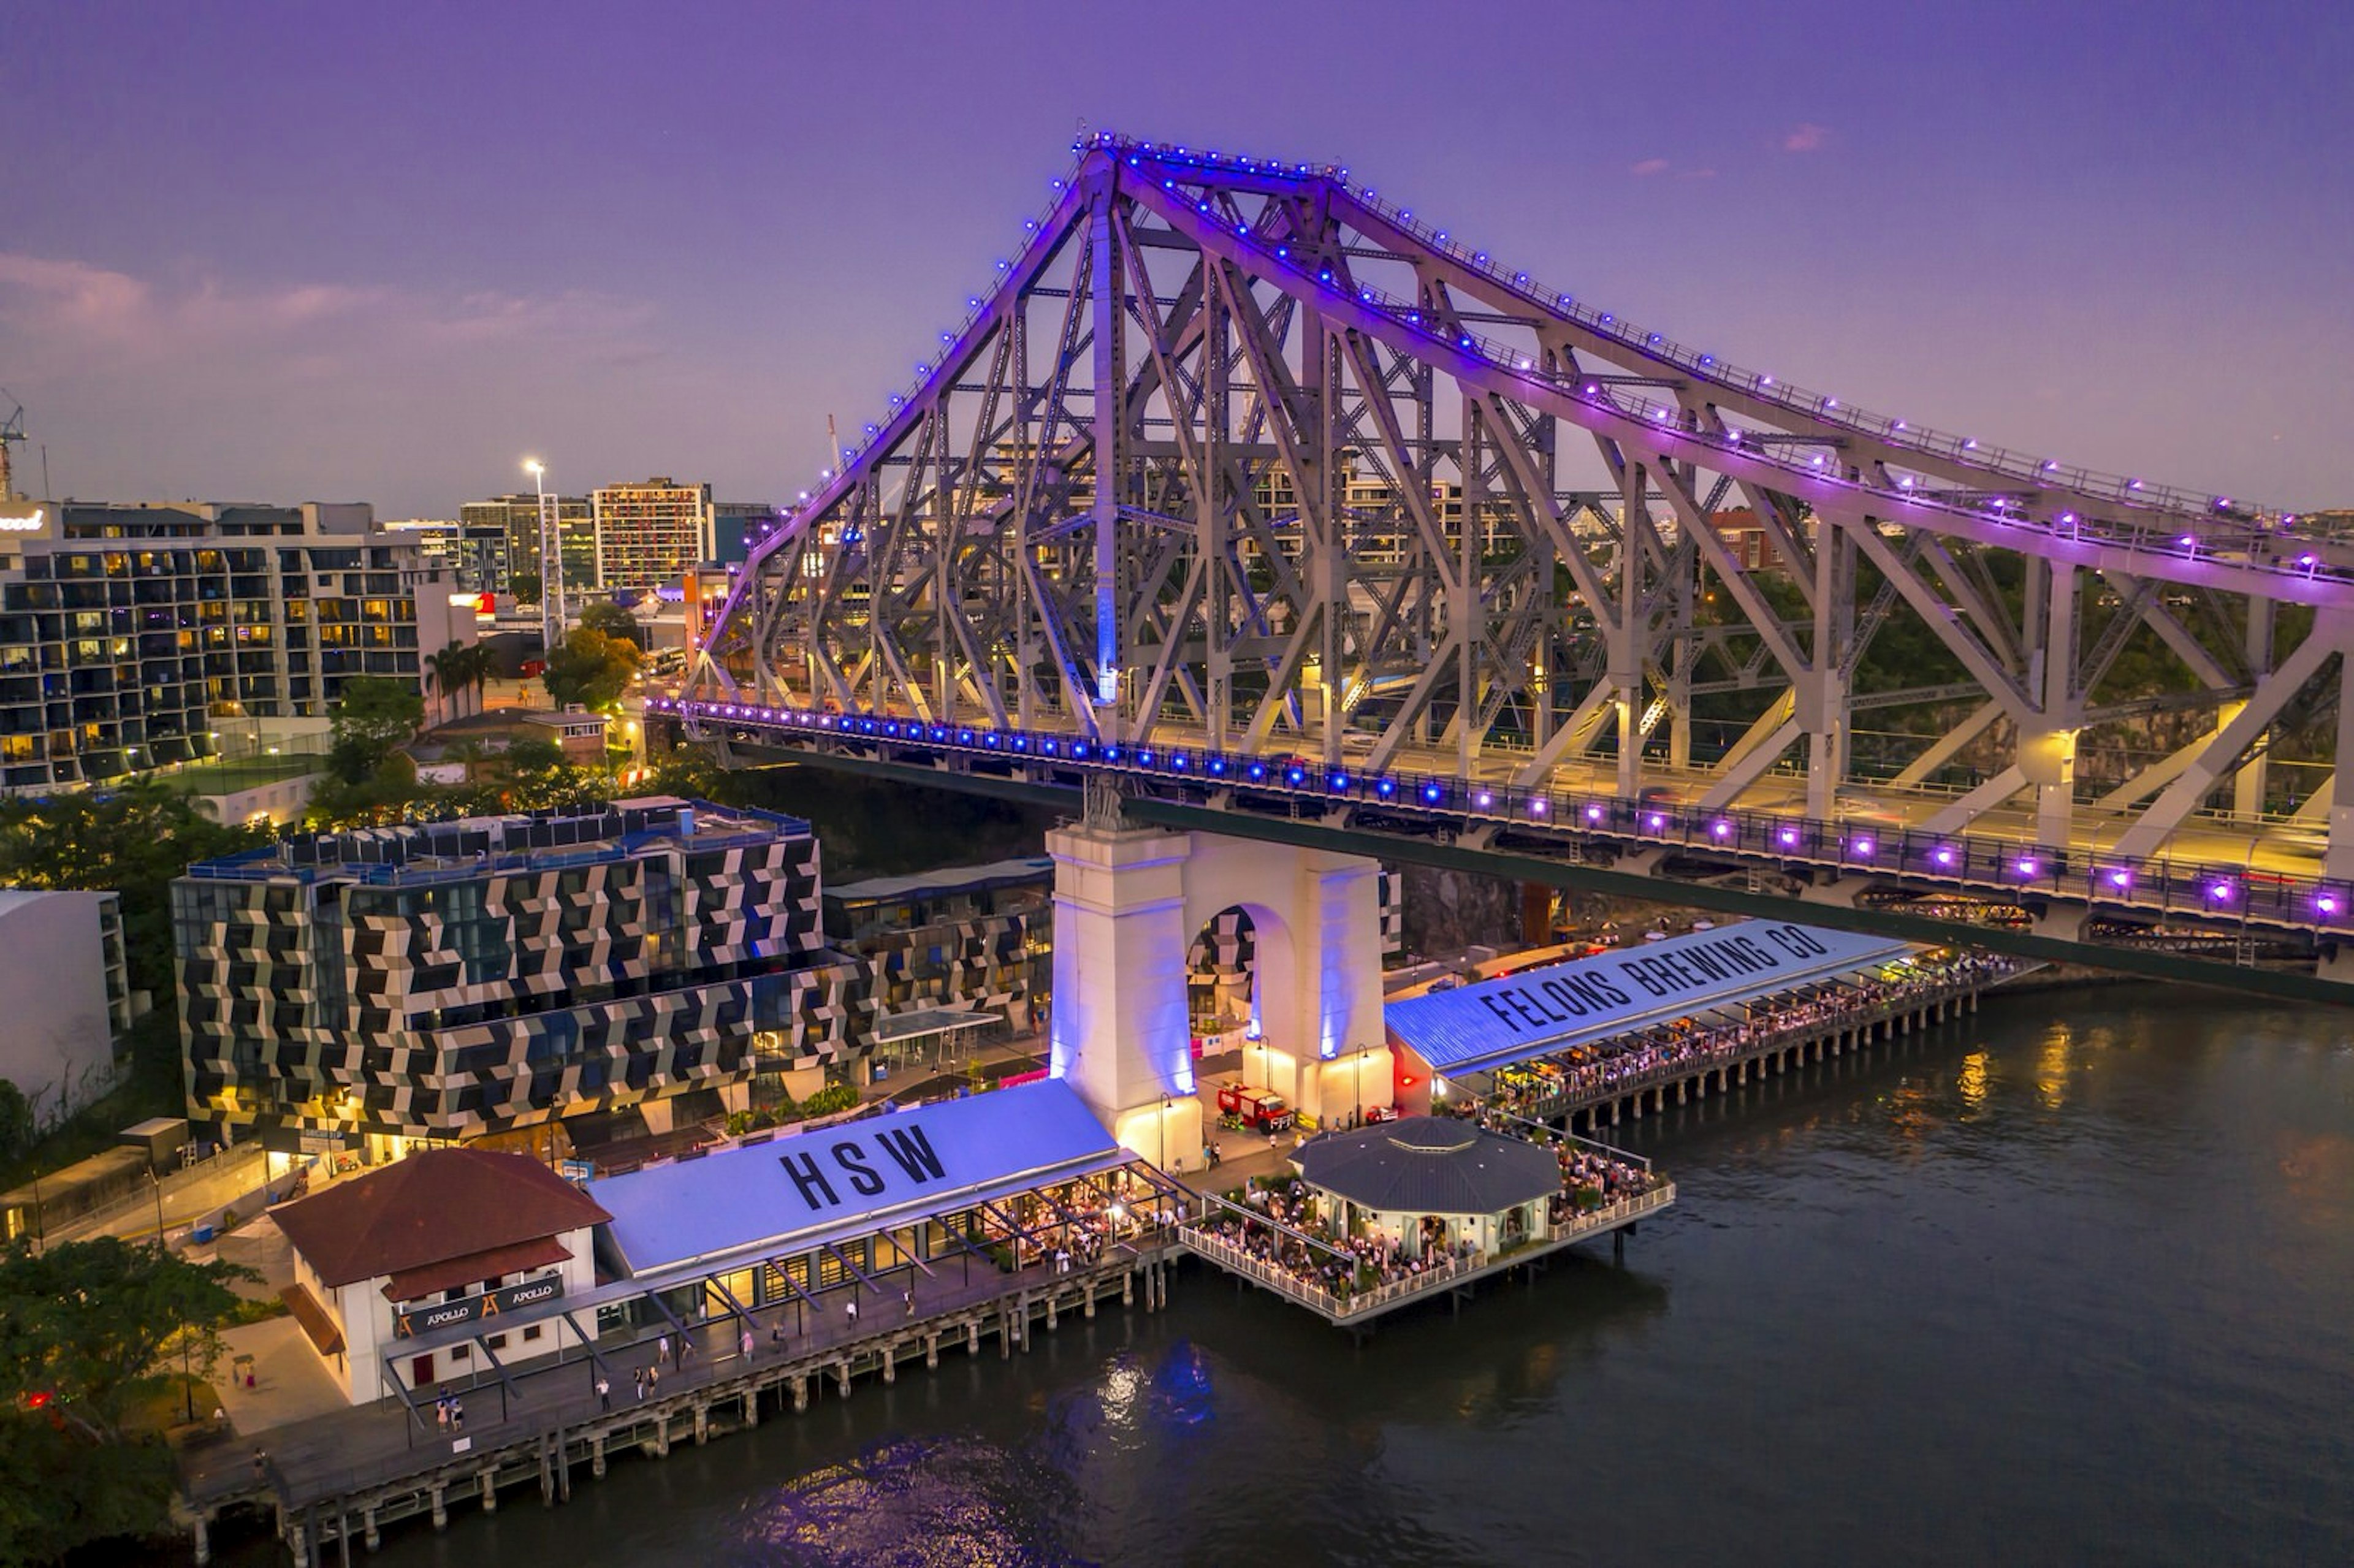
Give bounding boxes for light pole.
[525,459,564,657]
[151,1171,194,1421]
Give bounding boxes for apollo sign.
[393,1273,566,1339]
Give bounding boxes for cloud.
[1630,158,1671,177]
[1782,123,1830,153]
[0,251,673,511]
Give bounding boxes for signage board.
[298,1129,348,1154]
[1385,919,1916,1076]
[394,1273,566,1339]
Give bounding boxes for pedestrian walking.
[657,1333,671,1365]
[435,1396,449,1433]
[450,1398,464,1433]
[634,1369,646,1402]
[251,1447,267,1486]
[845,1295,859,1323]
[904,1289,916,1319]
[741,1327,755,1361]
[647,1366,660,1396]
[596,1375,611,1412]
[679,1336,693,1368]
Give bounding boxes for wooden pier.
[179,1244,1181,1566]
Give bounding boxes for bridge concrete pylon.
[1048,807,1386,1169]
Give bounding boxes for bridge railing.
[662,698,2352,940]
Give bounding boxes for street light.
[151,1171,194,1421]
[524,459,564,654]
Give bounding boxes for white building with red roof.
[272,1146,611,1404]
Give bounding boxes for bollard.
[591,1435,606,1478]
[430,1486,448,1532]
[694,1402,709,1445]
[480,1470,497,1513]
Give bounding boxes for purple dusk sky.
[1,0,2347,517]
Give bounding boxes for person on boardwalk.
[450,1398,464,1433]
[633,1369,646,1402]
[845,1295,859,1323]
[657,1333,671,1366]
[647,1366,660,1396]
[251,1447,267,1486]
[596,1375,611,1412]
[904,1289,916,1319]
[679,1336,693,1368]
[741,1327,755,1361]
[435,1396,449,1433]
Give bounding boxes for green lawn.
[154,755,322,795]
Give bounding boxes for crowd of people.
[1476,949,2016,1121]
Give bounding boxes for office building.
[459,493,595,596]
[713,501,786,565]
[593,478,714,591]
[378,518,509,596]
[0,501,469,791]
[173,796,826,1160]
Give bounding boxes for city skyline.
[2,1,2349,517]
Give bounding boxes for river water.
[332,987,2354,1566]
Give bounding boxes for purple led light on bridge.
[1528,797,1548,816]
[2016,856,2040,878]
[1476,790,1494,809]
[1850,837,1875,859]
[1585,802,1606,824]
[1777,826,1800,848]
[2106,867,2132,889]
[2318,894,2341,916]
[1710,819,1733,839]
[1646,812,1667,831]
[1933,846,1956,868]
[2208,880,2235,902]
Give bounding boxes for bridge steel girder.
[691,132,2354,900]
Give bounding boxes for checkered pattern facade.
[768,910,1043,1073]
[175,800,825,1146]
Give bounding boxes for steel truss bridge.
[689,132,2354,999]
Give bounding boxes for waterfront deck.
[1179,1186,1675,1326]
[1502,967,2027,1133]
[178,1241,1181,1565]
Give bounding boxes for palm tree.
[459,642,495,715]
[424,642,468,726]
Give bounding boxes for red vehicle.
[1364,1104,1403,1124]
[1217,1083,1295,1133]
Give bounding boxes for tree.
[0,1082,31,1166]
[511,570,542,606]
[327,676,425,783]
[577,599,643,647]
[542,626,639,712]
[0,1238,256,1564]
[424,641,470,725]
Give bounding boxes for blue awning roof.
[1384,919,1917,1077]
[590,1078,1121,1278]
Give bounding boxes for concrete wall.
[0,891,120,1128]
[332,1225,599,1406]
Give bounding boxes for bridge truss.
[692,133,2354,982]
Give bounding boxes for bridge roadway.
[660,696,2354,1002]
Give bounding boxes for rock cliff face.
[1398,864,1524,957]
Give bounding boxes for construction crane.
[0,392,23,503]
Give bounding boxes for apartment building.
[592,478,714,592]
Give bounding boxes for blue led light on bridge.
[1171,755,1187,770]
[983,733,1000,747]
[1247,762,1266,782]
[1207,757,1225,775]
[1374,778,1394,799]
[958,729,973,743]
[1328,772,1350,793]
[1137,750,1154,766]
[1421,783,1443,804]
[1070,741,1088,758]
[1286,766,1305,785]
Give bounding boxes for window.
[486,1333,507,1351]
[522,1323,543,1342]
[450,1345,470,1363]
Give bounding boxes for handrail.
[659,698,2354,940]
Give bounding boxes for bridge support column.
[480,1471,497,1513]
[591,1435,606,1477]
[430,1487,447,1532]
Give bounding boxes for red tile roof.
[380,1236,573,1303]
[273,1147,611,1290]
